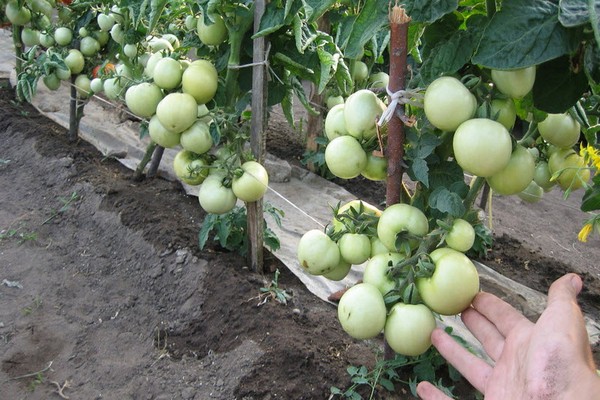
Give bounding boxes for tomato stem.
[517,120,539,147]
[12,25,23,75]
[134,141,157,181]
[464,175,486,211]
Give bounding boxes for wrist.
[568,370,600,399]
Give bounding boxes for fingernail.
[570,274,582,293]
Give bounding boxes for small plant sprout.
[43,191,80,225]
[256,269,292,306]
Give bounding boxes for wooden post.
[247,0,268,272]
[384,3,411,360]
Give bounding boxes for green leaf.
[255,0,302,38]
[341,0,389,59]
[409,158,430,187]
[148,0,168,33]
[302,0,336,23]
[198,214,218,250]
[428,186,466,217]
[532,55,589,113]
[404,0,459,24]
[420,30,478,84]
[590,0,600,48]
[379,377,395,391]
[559,0,590,27]
[413,359,436,382]
[473,1,580,69]
[584,42,600,84]
[428,160,466,189]
[316,44,339,94]
[581,186,600,212]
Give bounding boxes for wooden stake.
[247,0,268,272]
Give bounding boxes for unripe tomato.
[39,32,55,48]
[180,120,213,154]
[153,57,183,90]
[324,103,349,140]
[103,78,123,100]
[518,180,544,203]
[198,175,237,214]
[78,27,89,37]
[444,218,475,253]
[453,118,512,177]
[196,14,227,46]
[79,36,100,57]
[144,52,163,78]
[322,259,352,281]
[54,27,73,46]
[331,199,382,232]
[424,76,477,132]
[384,303,436,356]
[21,28,40,47]
[148,115,181,148]
[5,1,31,25]
[185,15,197,31]
[377,203,429,252]
[363,252,405,295]
[97,13,115,32]
[491,66,536,99]
[156,93,198,133]
[352,60,369,82]
[326,95,344,110]
[490,98,517,131]
[173,149,210,186]
[64,49,85,74]
[343,89,385,140]
[89,78,103,93]
[123,43,138,59]
[487,145,536,195]
[297,229,341,275]
[416,248,479,315]
[368,71,389,89]
[538,113,581,149]
[74,74,92,98]
[94,30,110,47]
[125,82,164,118]
[325,136,367,179]
[337,283,386,339]
[43,73,61,91]
[533,161,555,191]
[55,66,71,81]
[110,23,124,44]
[231,161,269,202]
[338,233,371,265]
[548,149,591,191]
[370,236,389,257]
[361,152,387,181]
[30,0,52,18]
[182,62,218,104]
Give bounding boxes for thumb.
[416,381,454,400]
[547,273,582,305]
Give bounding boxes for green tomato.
[103,78,123,100]
[338,233,371,265]
[182,61,218,105]
[326,95,344,110]
[361,152,387,181]
[79,36,100,57]
[198,174,237,214]
[39,32,55,48]
[368,71,389,89]
[444,218,475,253]
[453,118,512,177]
[43,73,61,91]
[156,93,198,134]
[30,0,52,18]
[64,49,85,74]
[325,135,367,179]
[180,120,213,155]
[332,199,382,233]
[416,248,479,315]
[384,303,436,356]
[518,180,544,203]
[89,78,103,94]
[55,66,71,81]
[297,229,341,275]
[125,82,164,118]
[424,76,477,132]
[491,66,536,99]
[78,27,89,37]
[54,27,73,46]
[538,113,581,149]
[153,57,183,90]
[533,161,555,191]
[322,259,352,281]
[324,103,349,140]
[343,89,386,140]
[21,28,40,47]
[490,98,517,131]
[74,74,91,98]
[337,283,386,339]
[352,60,369,83]
[196,13,227,46]
[487,145,536,195]
[5,1,32,25]
[231,161,269,202]
[148,115,181,148]
[110,23,124,45]
[370,236,389,257]
[93,30,110,47]
[173,149,209,186]
[363,252,405,295]
[97,13,115,32]
[123,43,138,59]
[185,15,197,31]
[548,149,590,191]
[377,203,429,252]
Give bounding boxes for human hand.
[416,273,600,399]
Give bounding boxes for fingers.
[461,307,505,361]
[547,273,582,305]
[471,291,530,337]
[429,328,492,393]
[416,381,454,400]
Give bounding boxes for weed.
[330,327,466,399]
[21,297,43,316]
[26,372,45,392]
[257,269,292,306]
[42,191,80,225]
[0,159,11,165]
[0,225,37,244]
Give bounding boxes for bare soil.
[0,79,598,400]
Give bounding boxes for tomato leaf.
[255,0,301,38]
[532,55,589,113]
[420,29,477,84]
[403,0,459,24]
[590,0,600,48]
[584,42,600,84]
[472,1,580,69]
[559,0,590,27]
[302,0,336,23]
[338,0,388,60]
[428,187,466,217]
[581,175,600,212]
